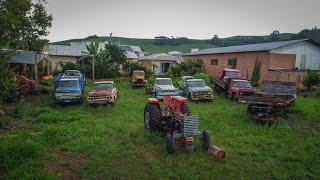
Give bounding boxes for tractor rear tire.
[181,102,191,115]
[166,133,175,154]
[144,103,162,131]
[201,130,211,151]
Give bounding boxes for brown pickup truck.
[212,68,256,102]
[87,81,118,104]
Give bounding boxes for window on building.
[196,59,203,64]
[228,58,237,68]
[211,59,218,65]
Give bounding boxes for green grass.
[0,80,319,179]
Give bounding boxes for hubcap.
[144,111,150,129]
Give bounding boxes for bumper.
[56,96,82,103]
[156,92,179,99]
[191,94,213,101]
[87,96,115,104]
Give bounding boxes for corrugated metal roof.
[125,51,138,59]
[139,53,182,62]
[49,42,108,57]
[10,51,37,64]
[184,39,314,56]
[119,45,142,53]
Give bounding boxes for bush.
[166,60,203,78]
[194,73,212,86]
[304,70,320,91]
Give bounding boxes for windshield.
[187,80,206,87]
[133,71,145,76]
[232,81,252,88]
[225,71,241,78]
[156,79,172,85]
[65,71,81,77]
[93,83,113,89]
[58,80,78,88]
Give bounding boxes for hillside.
[52,33,297,54]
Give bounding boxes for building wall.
[269,53,296,69]
[185,51,271,82]
[137,60,177,75]
[267,70,307,87]
[271,41,320,70]
[49,55,78,71]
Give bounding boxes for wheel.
[201,130,211,151]
[144,102,161,131]
[166,133,175,154]
[185,143,194,153]
[181,102,191,115]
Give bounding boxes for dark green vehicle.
[181,79,214,101]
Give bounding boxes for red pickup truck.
[212,69,256,102]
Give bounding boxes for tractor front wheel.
[166,133,175,154]
[144,103,161,131]
[201,130,211,151]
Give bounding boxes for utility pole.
[92,56,95,81]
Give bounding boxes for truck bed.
[212,76,226,89]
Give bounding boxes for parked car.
[132,70,147,87]
[54,70,86,103]
[181,79,213,101]
[178,76,194,89]
[154,78,180,99]
[227,79,256,102]
[87,81,118,105]
[212,68,255,102]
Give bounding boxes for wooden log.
[207,145,226,159]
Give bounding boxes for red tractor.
[144,96,211,154]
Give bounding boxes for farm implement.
[246,80,297,125]
[143,95,225,158]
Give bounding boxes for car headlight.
[240,92,243,95]
[208,92,212,95]
[55,93,62,97]
[75,92,81,97]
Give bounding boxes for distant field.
[0,80,319,179]
[52,33,296,54]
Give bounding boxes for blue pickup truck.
[54,70,86,103]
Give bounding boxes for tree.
[0,0,52,100]
[270,30,280,41]
[81,42,100,80]
[251,58,261,87]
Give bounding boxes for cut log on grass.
[207,145,226,159]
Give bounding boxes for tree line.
[153,36,192,46]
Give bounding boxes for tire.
[201,130,211,151]
[185,143,194,153]
[181,102,191,115]
[144,103,162,131]
[166,133,175,154]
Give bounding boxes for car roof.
[60,78,78,81]
[224,68,240,72]
[156,78,171,80]
[186,79,204,82]
[94,81,113,84]
[232,79,250,82]
[181,76,194,79]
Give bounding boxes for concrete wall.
[137,60,177,75]
[271,41,320,70]
[49,55,78,71]
[267,70,307,87]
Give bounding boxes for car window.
[225,71,241,78]
[232,81,252,88]
[94,83,113,89]
[58,80,78,88]
[187,80,206,87]
[156,79,172,85]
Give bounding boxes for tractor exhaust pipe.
[207,145,226,159]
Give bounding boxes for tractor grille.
[183,115,199,137]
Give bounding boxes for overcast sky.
[46,0,320,42]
